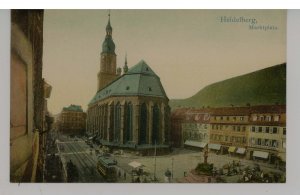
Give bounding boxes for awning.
[228,146,236,153]
[253,151,269,159]
[128,161,143,169]
[184,140,207,148]
[208,143,221,150]
[236,147,246,154]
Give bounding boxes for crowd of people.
[239,165,285,183]
[192,159,286,183]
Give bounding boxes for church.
[86,14,171,155]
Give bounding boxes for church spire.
[102,10,115,54]
[123,53,128,73]
[106,10,112,36]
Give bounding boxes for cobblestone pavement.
[112,148,285,183]
[55,134,285,183]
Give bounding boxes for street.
[56,135,104,182]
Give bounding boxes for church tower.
[97,12,118,91]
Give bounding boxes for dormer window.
[146,67,149,71]
[148,87,152,91]
[252,115,257,121]
[126,86,130,90]
[274,115,280,121]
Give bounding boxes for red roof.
[171,105,286,122]
[184,112,210,123]
[171,108,190,119]
[171,108,211,123]
[211,106,250,116]
[249,105,286,114]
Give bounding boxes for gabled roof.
[89,60,168,105]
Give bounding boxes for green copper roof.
[89,60,168,105]
[63,104,83,112]
[127,60,157,76]
[102,37,115,54]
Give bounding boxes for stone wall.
[87,95,170,147]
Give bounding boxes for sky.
[43,10,286,114]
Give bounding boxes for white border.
[1,9,300,195]
[0,9,11,194]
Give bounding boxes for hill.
[170,63,286,109]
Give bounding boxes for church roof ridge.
[89,60,168,105]
[126,60,158,77]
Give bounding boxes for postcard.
[10,9,286,184]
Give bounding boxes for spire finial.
[123,52,128,73]
[106,10,112,36]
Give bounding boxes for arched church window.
[114,102,121,142]
[152,104,160,144]
[139,103,148,144]
[124,102,133,143]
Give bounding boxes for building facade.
[10,10,50,182]
[58,105,86,135]
[170,108,190,148]
[209,107,250,155]
[181,109,211,150]
[86,15,170,154]
[170,105,286,164]
[247,105,286,166]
